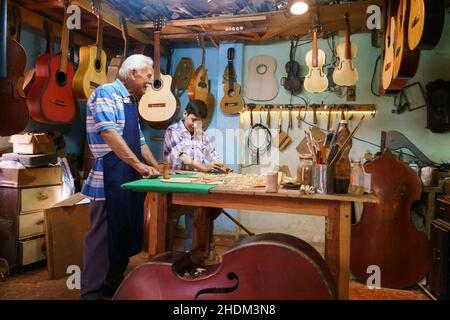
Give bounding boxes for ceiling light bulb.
[290,1,309,15]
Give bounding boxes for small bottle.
[334,120,351,194]
[350,160,365,195]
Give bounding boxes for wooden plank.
[210,186,379,203]
[135,14,268,29]
[160,27,267,40]
[172,192,330,217]
[73,0,152,45]
[148,192,168,256]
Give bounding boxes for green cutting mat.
[121,174,217,194]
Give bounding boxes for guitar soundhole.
[227,89,235,97]
[153,79,162,90]
[55,72,67,87]
[199,81,207,89]
[95,59,102,72]
[257,64,267,75]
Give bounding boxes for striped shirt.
[82,79,146,200]
[164,120,220,170]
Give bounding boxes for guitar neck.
[59,9,70,73]
[120,16,129,57]
[96,15,104,60]
[312,31,318,67]
[153,30,161,80]
[228,59,234,89]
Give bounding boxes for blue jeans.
[184,213,193,252]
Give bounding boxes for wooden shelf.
[244,103,377,115]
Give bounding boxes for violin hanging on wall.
[281,39,301,93]
[304,26,328,93]
[0,0,29,136]
[332,13,358,87]
[114,233,336,300]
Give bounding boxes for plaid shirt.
[82,79,146,200]
[164,120,220,170]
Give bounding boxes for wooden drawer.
[19,236,46,266]
[20,185,62,213]
[0,166,62,188]
[19,210,45,239]
[436,199,450,221]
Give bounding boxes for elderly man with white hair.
[80,54,160,300]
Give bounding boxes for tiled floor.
[0,237,430,300]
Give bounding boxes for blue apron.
[103,100,145,263]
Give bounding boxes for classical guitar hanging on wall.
[26,0,77,124]
[138,17,179,130]
[244,55,278,101]
[0,0,29,136]
[332,13,358,87]
[72,0,108,100]
[220,47,244,115]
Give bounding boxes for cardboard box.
[0,165,62,188]
[44,193,90,279]
[9,133,55,155]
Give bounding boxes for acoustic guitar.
[138,18,179,130]
[188,35,209,104]
[106,16,129,83]
[23,20,53,97]
[304,29,328,93]
[408,0,445,51]
[26,0,77,124]
[0,0,29,136]
[72,0,107,100]
[393,0,420,79]
[332,13,358,87]
[220,47,244,115]
[244,55,278,101]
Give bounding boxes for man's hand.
[205,161,229,173]
[135,163,160,178]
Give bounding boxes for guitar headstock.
[154,17,165,32]
[90,0,101,18]
[227,48,235,61]
[63,0,71,9]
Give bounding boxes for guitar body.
[393,0,420,79]
[332,42,358,86]
[0,37,29,136]
[139,73,179,127]
[382,17,397,91]
[72,45,108,100]
[106,55,125,83]
[220,82,244,114]
[304,49,328,93]
[244,55,278,101]
[408,0,445,51]
[27,53,77,124]
[188,66,209,103]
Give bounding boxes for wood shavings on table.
[191,173,266,189]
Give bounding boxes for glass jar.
[297,154,313,186]
[350,160,365,195]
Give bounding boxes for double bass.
[114,233,336,300]
[351,150,431,289]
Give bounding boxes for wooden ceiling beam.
[135,13,268,29]
[160,27,267,40]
